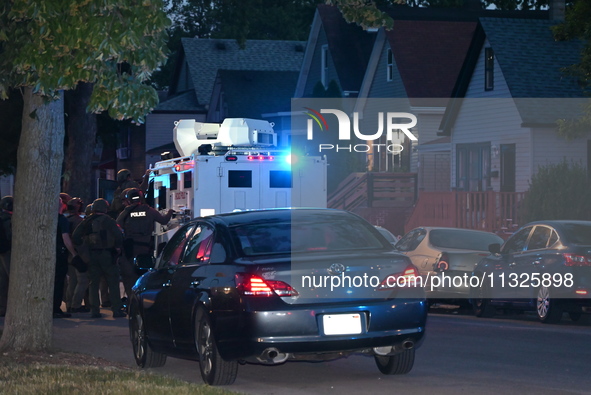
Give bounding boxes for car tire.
[536,286,563,324]
[374,349,415,375]
[471,281,495,318]
[129,305,167,368]
[195,308,238,385]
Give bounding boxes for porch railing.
[404,191,526,235]
[328,172,418,212]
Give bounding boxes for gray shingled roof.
[181,38,305,106]
[155,90,204,112]
[218,70,299,118]
[481,18,584,99]
[480,18,586,123]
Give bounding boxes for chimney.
[549,0,565,22]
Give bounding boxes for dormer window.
[387,48,393,82]
[485,47,494,91]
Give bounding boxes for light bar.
[247,155,274,161]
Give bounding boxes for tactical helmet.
[125,188,144,204]
[84,204,93,216]
[91,198,110,213]
[67,197,83,212]
[117,169,132,183]
[0,196,13,212]
[59,192,72,204]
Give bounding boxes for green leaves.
[0,0,170,122]
[520,160,591,223]
[327,0,394,30]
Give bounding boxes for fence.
[404,191,526,236]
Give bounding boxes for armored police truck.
[149,118,328,249]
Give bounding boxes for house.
[440,17,586,193]
[405,13,587,233]
[145,38,305,166]
[355,19,477,189]
[294,3,547,234]
[207,69,300,147]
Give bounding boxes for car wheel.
[374,349,415,375]
[195,308,238,385]
[129,306,167,368]
[536,286,563,324]
[471,281,495,318]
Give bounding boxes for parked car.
[129,208,428,385]
[374,225,398,246]
[471,220,591,323]
[394,227,504,301]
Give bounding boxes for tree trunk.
[63,82,97,205]
[0,88,65,352]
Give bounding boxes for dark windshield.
[232,219,385,256]
[561,223,591,245]
[429,229,502,251]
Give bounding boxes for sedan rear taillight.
[435,252,449,271]
[377,265,420,290]
[563,253,591,266]
[235,273,299,297]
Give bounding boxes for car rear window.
[429,229,502,251]
[231,219,385,256]
[561,223,591,245]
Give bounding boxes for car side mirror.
[135,254,156,270]
[488,243,501,255]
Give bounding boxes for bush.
[520,160,591,223]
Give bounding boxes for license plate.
[322,313,362,335]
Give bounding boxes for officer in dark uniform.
[73,198,125,318]
[0,196,13,317]
[109,168,150,218]
[116,188,173,299]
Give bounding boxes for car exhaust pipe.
[373,339,414,356]
[257,348,289,364]
[402,340,414,350]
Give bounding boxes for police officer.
[109,168,150,217]
[116,188,173,299]
[73,198,125,318]
[0,196,13,317]
[64,197,89,313]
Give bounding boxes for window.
[184,223,215,264]
[387,48,393,82]
[395,229,427,252]
[159,224,196,266]
[228,170,252,188]
[321,45,329,88]
[456,143,491,191]
[502,227,532,254]
[484,47,494,91]
[527,226,552,250]
[270,170,291,188]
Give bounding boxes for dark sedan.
[128,208,428,385]
[471,220,591,323]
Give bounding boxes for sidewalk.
[0,306,136,368]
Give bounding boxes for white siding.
[303,27,341,96]
[451,99,530,192]
[531,127,588,174]
[452,39,532,192]
[367,42,406,98]
[465,40,511,98]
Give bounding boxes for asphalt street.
[3,307,591,395]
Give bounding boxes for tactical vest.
[85,214,117,250]
[122,204,152,238]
